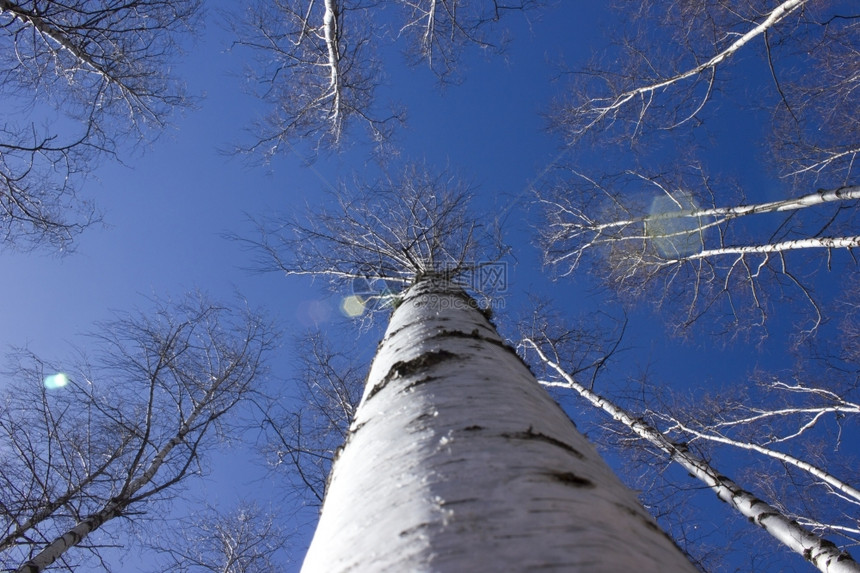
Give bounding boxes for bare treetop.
[232,0,398,157]
[241,163,508,298]
[396,0,537,82]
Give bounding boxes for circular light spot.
[340,295,365,318]
[647,194,706,258]
[44,373,69,389]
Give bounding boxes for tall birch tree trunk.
[302,278,696,572]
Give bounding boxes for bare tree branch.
[651,389,860,507]
[396,0,536,82]
[553,0,807,141]
[230,0,400,157]
[540,168,859,336]
[522,334,860,573]
[257,332,363,505]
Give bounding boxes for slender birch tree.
[0,0,201,251]
[521,325,860,573]
[0,295,273,572]
[250,163,696,571]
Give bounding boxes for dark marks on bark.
[425,328,534,374]
[501,427,584,459]
[438,497,479,507]
[398,522,432,538]
[367,349,459,400]
[403,376,441,392]
[546,471,594,488]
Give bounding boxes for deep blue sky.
[1,3,603,349]
[2,2,855,571]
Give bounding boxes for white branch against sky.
[678,236,860,262]
[525,339,860,573]
[654,412,860,504]
[552,185,860,239]
[572,0,807,135]
[322,0,343,143]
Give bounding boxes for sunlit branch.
[541,171,858,335]
[522,337,859,573]
[786,146,860,179]
[566,0,807,136]
[674,236,860,262]
[796,519,860,539]
[547,186,860,242]
[653,414,860,506]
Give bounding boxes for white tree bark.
[302,278,696,572]
[322,0,343,143]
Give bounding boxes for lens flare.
[647,194,705,258]
[44,373,69,389]
[340,295,365,318]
